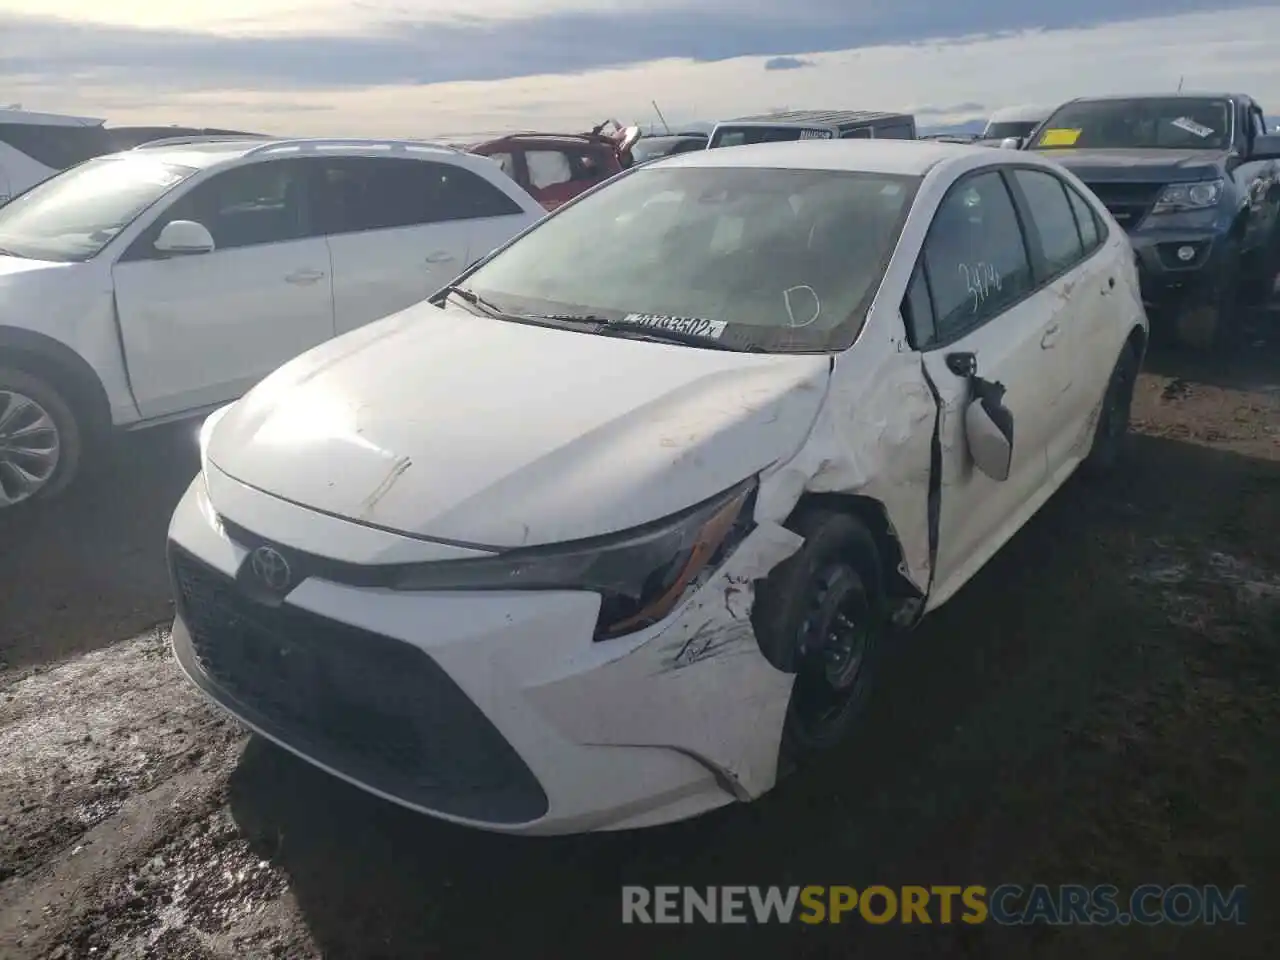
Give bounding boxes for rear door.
[314,156,474,334]
[111,158,335,419]
[904,168,1059,607]
[1004,166,1109,473]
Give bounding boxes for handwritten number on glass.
[960,262,1001,313]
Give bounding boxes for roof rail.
[132,134,271,149]
[242,137,466,157]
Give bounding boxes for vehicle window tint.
[875,124,915,140]
[1011,168,1084,277]
[841,128,872,139]
[567,151,608,184]
[922,170,1033,339]
[525,150,573,190]
[485,151,516,179]
[902,261,935,348]
[434,163,523,219]
[0,123,117,170]
[314,157,520,232]
[157,159,313,251]
[1064,183,1101,253]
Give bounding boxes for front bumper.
[1129,228,1231,308]
[167,469,800,835]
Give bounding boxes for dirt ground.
[1,304,1278,959]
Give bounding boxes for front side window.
[0,156,196,262]
[920,170,1033,340]
[1030,98,1231,151]
[1011,168,1084,278]
[150,159,313,252]
[457,165,920,353]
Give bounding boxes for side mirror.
[999,137,1024,150]
[1248,133,1280,162]
[154,220,215,256]
[948,352,1015,482]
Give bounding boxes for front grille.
[170,546,548,824]
[1082,181,1165,232]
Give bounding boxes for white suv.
[0,136,545,510]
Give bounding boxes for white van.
[0,108,115,204]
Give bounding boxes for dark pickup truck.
[1020,93,1280,350]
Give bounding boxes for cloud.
[764,57,814,71]
[0,0,1265,91]
[3,6,1278,137]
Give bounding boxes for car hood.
[1034,148,1226,182]
[207,304,831,547]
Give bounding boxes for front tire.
[752,509,887,767]
[0,366,83,511]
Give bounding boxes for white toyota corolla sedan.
[169,139,1147,835]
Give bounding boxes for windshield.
[984,120,1040,140]
[1030,98,1232,151]
[0,156,197,261]
[631,138,698,162]
[709,126,834,149]
[457,164,920,353]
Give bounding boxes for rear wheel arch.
[0,326,112,443]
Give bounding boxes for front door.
[112,158,335,419]
[903,169,1061,609]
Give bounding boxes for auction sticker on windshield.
[1170,117,1215,138]
[1038,128,1081,147]
[621,314,728,338]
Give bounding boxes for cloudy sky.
[3,1,1278,135]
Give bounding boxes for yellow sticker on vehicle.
[1038,128,1082,147]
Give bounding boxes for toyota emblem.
[249,545,293,593]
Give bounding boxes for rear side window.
[484,151,516,179]
[1064,183,1102,253]
[316,156,521,233]
[840,128,872,139]
[1010,169,1085,278]
[874,124,915,139]
[921,170,1033,339]
[0,123,116,169]
[525,150,572,190]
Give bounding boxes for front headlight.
[197,403,234,478]
[1151,178,1223,214]
[388,477,758,640]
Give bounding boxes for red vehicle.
[469,122,639,211]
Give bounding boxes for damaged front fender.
[525,520,803,802]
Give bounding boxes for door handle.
[285,269,326,285]
[1040,322,1061,349]
[424,251,456,264]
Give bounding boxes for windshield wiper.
[439,284,510,318]
[529,314,740,351]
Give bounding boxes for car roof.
[121,136,475,170]
[1065,92,1247,103]
[987,105,1050,123]
[653,138,999,176]
[0,107,104,127]
[719,110,911,127]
